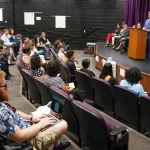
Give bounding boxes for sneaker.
[53,142,71,150]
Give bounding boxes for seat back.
[72,101,116,150]
[113,85,140,127]
[21,69,42,104]
[51,48,57,60]
[91,77,114,111]
[75,70,94,101]
[140,96,150,132]
[33,76,52,105]
[49,86,80,144]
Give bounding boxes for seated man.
[120,68,147,97]
[43,60,74,94]
[0,70,71,150]
[66,51,76,76]
[58,45,67,62]
[22,46,31,69]
[80,59,95,77]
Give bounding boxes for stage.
[95,42,150,93]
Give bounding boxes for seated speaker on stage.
[105,23,121,47]
[143,11,150,59]
[99,63,118,86]
[120,68,147,97]
[133,22,143,29]
[112,23,129,51]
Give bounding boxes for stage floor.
[97,42,150,74]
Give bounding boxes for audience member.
[99,63,118,86]
[39,32,51,59]
[58,45,67,62]
[66,50,76,76]
[0,70,71,150]
[120,68,146,97]
[31,54,45,77]
[44,60,74,93]
[80,59,95,77]
[53,40,63,54]
[105,23,121,47]
[22,46,31,69]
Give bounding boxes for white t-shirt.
[58,51,66,62]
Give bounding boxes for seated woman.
[58,45,67,62]
[120,68,147,97]
[105,23,121,47]
[53,40,63,54]
[80,58,95,77]
[30,54,45,77]
[22,46,31,69]
[133,22,142,29]
[99,63,118,86]
[23,37,30,46]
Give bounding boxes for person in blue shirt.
[120,68,147,97]
[144,11,150,58]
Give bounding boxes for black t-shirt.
[80,68,95,77]
[39,37,47,44]
[66,60,76,75]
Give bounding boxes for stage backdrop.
[125,0,150,26]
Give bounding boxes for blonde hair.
[0,70,6,84]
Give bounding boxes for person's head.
[116,23,121,29]
[0,71,8,101]
[9,28,14,35]
[33,35,39,44]
[99,63,113,79]
[122,22,125,28]
[58,45,64,53]
[41,32,46,38]
[66,50,75,60]
[46,60,60,77]
[82,59,90,69]
[31,54,41,70]
[148,11,150,19]
[137,23,142,29]
[125,68,142,85]
[29,42,36,50]
[3,29,9,35]
[124,24,128,29]
[23,37,30,46]
[54,40,62,48]
[23,46,31,55]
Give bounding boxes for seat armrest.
[110,127,127,136]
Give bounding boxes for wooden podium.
[128,28,147,59]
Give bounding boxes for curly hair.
[46,60,60,77]
[31,54,41,70]
[125,68,142,85]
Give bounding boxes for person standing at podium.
[143,11,150,58]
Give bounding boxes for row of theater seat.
[75,69,150,133]
[16,64,129,150]
[49,47,150,134]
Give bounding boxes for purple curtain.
[125,0,150,26]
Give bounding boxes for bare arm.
[16,110,31,120]
[9,117,56,143]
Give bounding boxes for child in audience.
[30,54,45,77]
[22,46,31,69]
[80,59,95,77]
[58,45,67,62]
[120,68,147,97]
[99,63,118,85]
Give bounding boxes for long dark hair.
[99,63,113,79]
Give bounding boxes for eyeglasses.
[0,83,7,89]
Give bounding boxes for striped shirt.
[45,75,65,88]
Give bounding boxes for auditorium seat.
[71,101,129,150]
[16,61,28,99]
[140,96,150,132]
[113,85,140,131]
[75,70,94,102]
[49,86,80,146]
[91,77,114,114]
[33,76,52,105]
[50,47,57,60]
[21,69,42,105]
